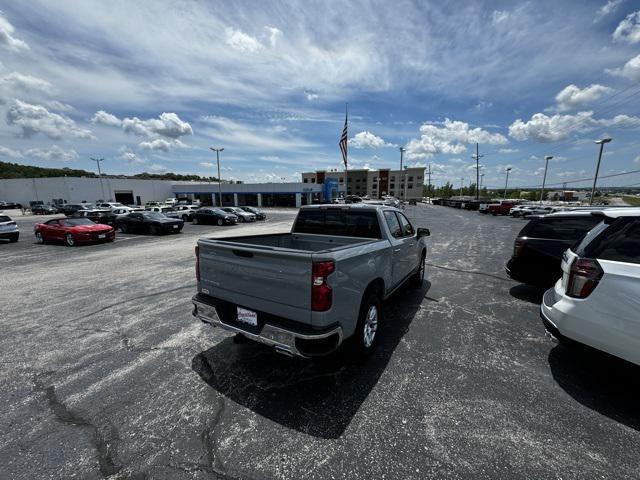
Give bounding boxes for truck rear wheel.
[410,251,426,287]
[348,291,382,359]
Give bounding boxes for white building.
[0,177,175,206]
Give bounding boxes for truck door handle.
[394,248,401,252]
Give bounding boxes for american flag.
[339,110,348,168]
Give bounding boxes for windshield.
[143,212,166,219]
[61,218,95,226]
[0,215,11,222]
[211,209,226,214]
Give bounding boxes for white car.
[541,208,640,365]
[112,207,143,216]
[146,206,181,219]
[172,205,200,221]
[95,202,128,211]
[221,207,256,222]
[0,214,19,242]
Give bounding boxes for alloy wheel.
[363,305,378,348]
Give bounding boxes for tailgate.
[198,240,312,311]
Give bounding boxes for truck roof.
[300,204,399,212]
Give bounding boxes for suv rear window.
[0,216,11,222]
[519,216,601,241]
[294,209,382,238]
[576,217,640,265]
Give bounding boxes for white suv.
[541,208,640,365]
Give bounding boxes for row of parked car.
[0,201,268,247]
[504,206,640,368]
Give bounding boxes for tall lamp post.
[539,156,553,205]
[479,173,485,192]
[590,138,612,205]
[403,166,408,201]
[471,143,483,200]
[90,157,105,201]
[503,167,512,199]
[209,147,224,206]
[459,177,464,198]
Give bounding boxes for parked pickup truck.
[488,200,517,215]
[192,204,431,358]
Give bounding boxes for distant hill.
[0,161,218,182]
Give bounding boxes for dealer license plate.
[98,234,106,239]
[237,307,258,326]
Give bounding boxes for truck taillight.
[195,245,200,282]
[311,261,334,312]
[513,239,525,257]
[566,257,603,299]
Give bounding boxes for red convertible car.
[34,217,115,246]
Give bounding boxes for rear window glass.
[0,216,11,222]
[521,216,602,241]
[294,209,382,238]
[577,218,640,265]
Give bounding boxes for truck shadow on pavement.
[548,344,640,431]
[508,284,547,304]
[192,281,431,439]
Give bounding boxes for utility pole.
[460,177,464,198]
[209,147,224,206]
[540,156,553,205]
[403,166,408,201]
[590,138,612,205]
[471,143,484,200]
[90,157,105,201]
[503,167,512,199]
[480,173,485,192]
[399,146,405,172]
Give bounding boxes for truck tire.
[410,251,426,287]
[348,291,382,358]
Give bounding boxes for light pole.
[590,138,612,205]
[540,156,553,205]
[503,167,512,199]
[479,173,485,192]
[90,157,105,201]
[460,177,464,198]
[399,147,405,172]
[403,166,408,201]
[209,147,224,206]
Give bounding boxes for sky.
[1,0,640,190]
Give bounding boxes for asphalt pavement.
[1,205,639,479]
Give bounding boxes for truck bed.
[205,232,377,253]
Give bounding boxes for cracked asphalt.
[1,205,639,479]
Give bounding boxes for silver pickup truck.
[192,204,430,358]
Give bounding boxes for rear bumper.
[192,293,343,358]
[0,231,19,239]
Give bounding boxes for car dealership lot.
[1,205,639,479]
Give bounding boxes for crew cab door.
[383,210,416,287]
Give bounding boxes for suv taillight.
[566,258,603,299]
[195,245,200,282]
[311,261,334,311]
[513,239,525,257]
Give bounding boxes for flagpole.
[344,103,348,197]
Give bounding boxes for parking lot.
[2,204,639,479]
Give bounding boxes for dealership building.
[0,166,425,208]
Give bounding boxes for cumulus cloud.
[265,26,282,47]
[0,13,29,51]
[119,150,145,164]
[25,145,78,162]
[0,145,23,158]
[149,164,168,173]
[607,53,640,81]
[635,155,640,164]
[139,138,187,152]
[304,89,319,101]
[349,131,396,149]
[6,100,94,140]
[0,72,51,94]
[122,112,193,138]
[200,162,214,168]
[595,0,625,22]
[498,148,519,153]
[406,119,508,159]
[613,11,640,44]
[509,111,640,142]
[91,110,122,127]
[225,27,262,53]
[555,84,612,111]
[45,100,74,112]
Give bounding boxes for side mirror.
[417,227,431,237]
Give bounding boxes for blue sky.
[1,0,640,190]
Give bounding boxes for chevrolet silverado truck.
[192,204,430,358]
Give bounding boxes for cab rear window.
[293,209,382,238]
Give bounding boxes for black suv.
[506,212,602,286]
